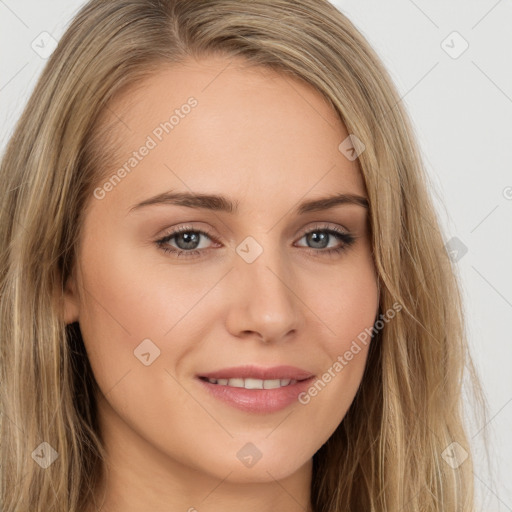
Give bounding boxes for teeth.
[206,377,298,389]
[245,378,263,389]
[225,378,244,387]
[263,379,282,389]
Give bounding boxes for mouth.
[195,365,316,413]
[197,364,315,382]
[198,375,312,389]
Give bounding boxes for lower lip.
[196,376,316,414]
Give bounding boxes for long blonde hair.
[0,1,488,510]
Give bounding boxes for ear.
[61,271,80,325]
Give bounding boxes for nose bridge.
[236,232,290,294]
[228,233,300,340]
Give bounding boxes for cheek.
[76,231,224,395]
[298,252,378,415]
[310,250,379,351]
[75,231,166,390]
[78,225,189,334]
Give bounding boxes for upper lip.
[198,365,315,381]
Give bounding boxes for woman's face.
[64,55,379,495]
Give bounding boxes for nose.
[224,240,303,344]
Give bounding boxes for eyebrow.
[128,190,369,215]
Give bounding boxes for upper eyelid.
[157,222,351,245]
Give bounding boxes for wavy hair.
[0,0,488,510]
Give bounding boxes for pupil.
[177,232,199,250]
[308,231,328,249]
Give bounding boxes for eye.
[155,223,356,259]
[155,225,218,258]
[294,223,356,257]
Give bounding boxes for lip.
[197,364,315,381]
[196,365,316,414]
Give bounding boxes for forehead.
[93,55,366,213]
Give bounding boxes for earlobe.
[61,274,80,325]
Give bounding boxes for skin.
[63,55,379,512]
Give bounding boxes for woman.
[0,0,487,511]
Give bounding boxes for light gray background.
[1,1,511,510]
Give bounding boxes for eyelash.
[155,223,356,259]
